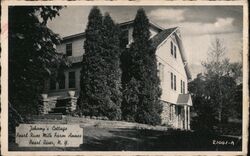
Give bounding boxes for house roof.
[150,27,177,49]
[177,94,192,106]
[67,55,83,64]
[150,27,192,80]
[61,20,192,80]
[61,20,164,43]
[119,20,164,32]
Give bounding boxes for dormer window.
[66,43,72,56]
[171,41,177,58]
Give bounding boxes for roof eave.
[174,29,192,80]
[61,20,164,42]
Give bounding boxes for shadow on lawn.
[80,128,242,151]
[8,128,242,151]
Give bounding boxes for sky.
[47,6,243,78]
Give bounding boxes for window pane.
[68,71,75,88]
[66,43,72,56]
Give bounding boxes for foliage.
[78,8,122,120]
[8,102,25,142]
[121,9,162,125]
[189,38,242,132]
[101,13,122,120]
[9,6,64,115]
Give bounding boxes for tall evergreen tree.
[77,7,104,117]
[101,13,122,120]
[122,8,162,125]
[78,8,122,120]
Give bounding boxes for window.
[68,71,76,88]
[66,43,72,56]
[58,74,65,89]
[174,46,177,58]
[174,75,176,90]
[171,73,173,89]
[171,73,176,90]
[169,105,173,121]
[50,78,56,90]
[183,81,185,94]
[170,41,177,58]
[171,42,173,55]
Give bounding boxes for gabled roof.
[177,94,192,106]
[119,20,164,32]
[151,27,192,80]
[150,27,177,49]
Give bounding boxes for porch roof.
[176,94,192,106]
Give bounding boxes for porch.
[38,90,78,115]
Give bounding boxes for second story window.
[171,73,173,89]
[68,71,76,88]
[66,43,72,56]
[171,72,176,91]
[174,75,176,90]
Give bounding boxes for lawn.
[79,127,242,151]
[8,116,242,151]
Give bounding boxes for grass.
[9,117,242,151]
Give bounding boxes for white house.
[41,20,192,130]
